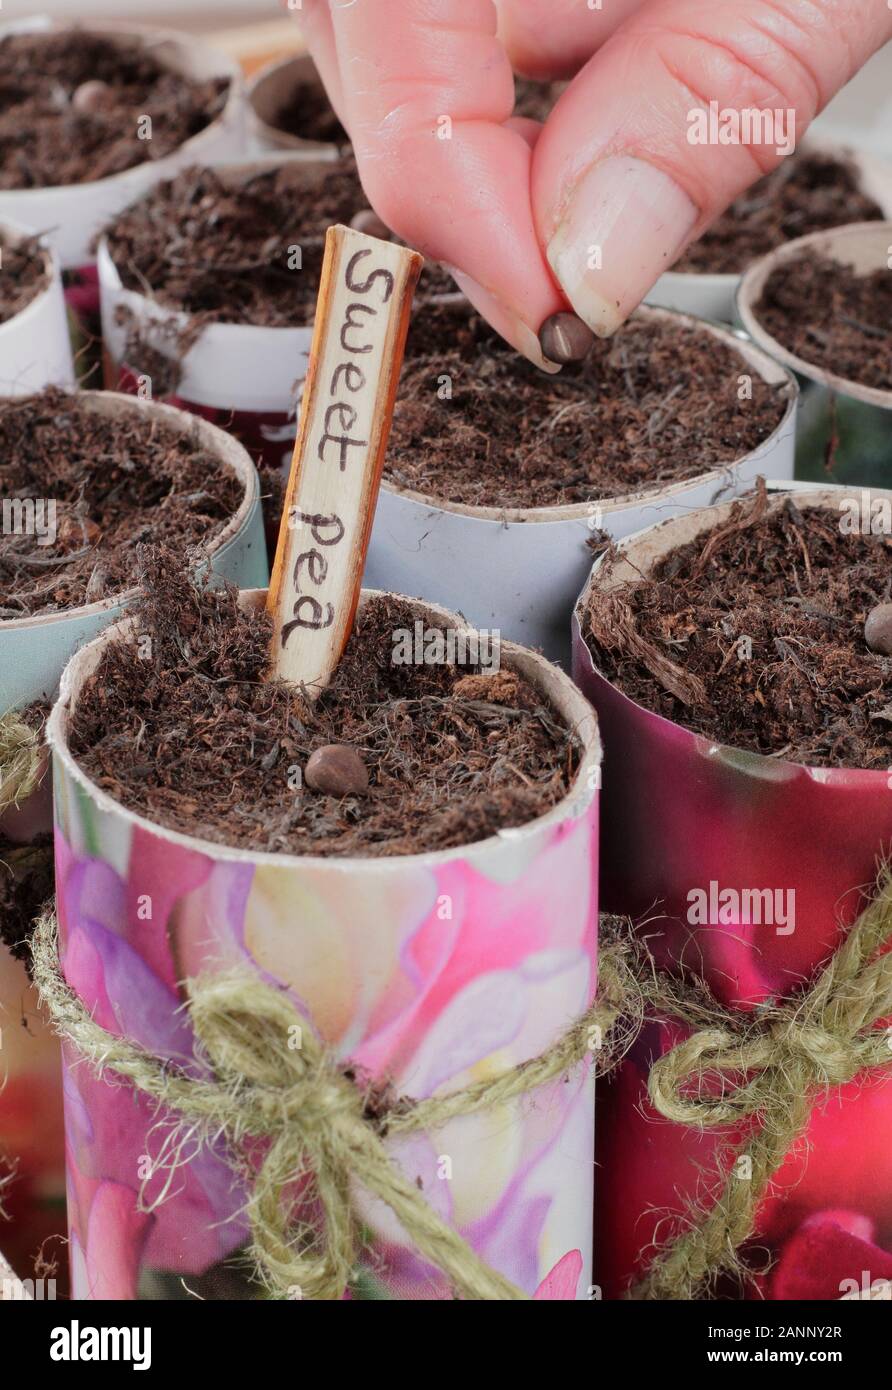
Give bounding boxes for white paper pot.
[737,219,892,488]
[365,304,798,665]
[97,156,341,482]
[49,588,601,1300]
[247,52,346,156]
[0,219,75,394]
[646,141,892,323]
[0,17,245,273]
[0,390,267,727]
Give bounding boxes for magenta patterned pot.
[572,484,892,1300]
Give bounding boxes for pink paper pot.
[0,220,75,395]
[366,304,797,667]
[572,484,892,1300]
[48,590,601,1301]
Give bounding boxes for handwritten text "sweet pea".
[280,248,395,647]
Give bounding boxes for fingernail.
[546,156,699,337]
[448,268,561,374]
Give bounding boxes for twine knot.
[769,1019,860,1089]
[32,911,641,1301]
[633,868,892,1300]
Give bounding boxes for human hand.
[300,0,892,367]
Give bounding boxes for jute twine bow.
[0,711,44,818]
[630,870,892,1301]
[31,909,640,1301]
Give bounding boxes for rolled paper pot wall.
[645,141,892,324]
[247,52,346,156]
[0,16,244,342]
[0,396,266,1277]
[737,220,892,488]
[0,390,267,812]
[365,305,797,667]
[571,485,892,1299]
[97,156,335,486]
[0,221,75,394]
[48,589,601,1300]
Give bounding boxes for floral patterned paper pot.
[0,395,266,1276]
[572,484,892,1299]
[0,220,75,395]
[48,589,601,1301]
[737,221,892,487]
[0,16,244,347]
[645,141,892,324]
[366,303,797,667]
[247,52,348,156]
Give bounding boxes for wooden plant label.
[267,224,422,694]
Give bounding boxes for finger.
[495,0,649,79]
[296,0,349,128]
[325,0,565,370]
[531,0,892,336]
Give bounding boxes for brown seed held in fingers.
[865,602,892,655]
[71,80,113,115]
[350,209,392,240]
[538,311,595,364]
[305,744,369,796]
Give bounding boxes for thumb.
[532,0,892,337]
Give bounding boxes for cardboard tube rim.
[737,219,892,410]
[0,218,62,330]
[247,51,344,155]
[0,389,260,634]
[383,302,798,524]
[48,587,601,872]
[573,481,892,783]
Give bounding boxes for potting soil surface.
[674,152,884,274]
[754,252,892,392]
[69,556,580,857]
[0,390,243,617]
[583,483,892,769]
[386,301,789,507]
[0,29,229,190]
